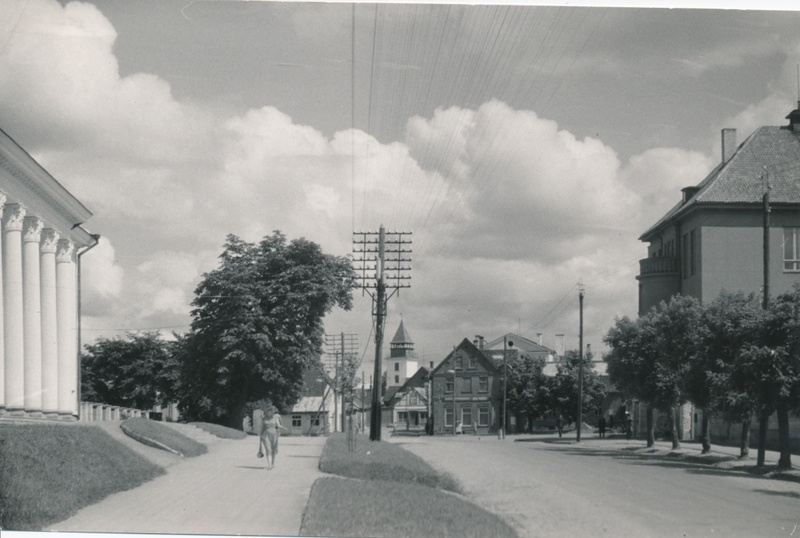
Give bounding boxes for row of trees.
[82,232,357,429]
[604,288,800,468]
[504,349,607,432]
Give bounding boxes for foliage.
[81,332,181,410]
[177,232,356,428]
[505,352,548,421]
[544,349,606,424]
[0,423,164,530]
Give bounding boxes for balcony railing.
[639,256,679,276]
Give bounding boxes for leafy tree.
[648,294,704,449]
[81,332,180,410]
[505,352,547,432]
[178,232,356,428]
[604,314,659,446]
[701,291,763,457]
[545,349,606,427]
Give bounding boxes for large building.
[638,104,800,314]
[0,129,98,420]
[635,104,800,442]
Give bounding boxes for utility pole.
[361,370,365,432]
[324,333,358,433]
[502,336,513,439]
[763,168,771,309]
[577,281,585,443]
[353,225,412,441]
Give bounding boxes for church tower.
[388,320,419,387]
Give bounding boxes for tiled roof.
[641,126,800,240]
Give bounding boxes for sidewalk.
[46,426,327,536]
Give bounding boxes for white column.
[3,203,25,415]
[0,192,5,416]
[40,228,59,416]
[23,216,43,416]
[56,238,77,418]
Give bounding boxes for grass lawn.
[305,433,518,537]
[0,422,164,531]
[121,417,207,457]
[189,421,248,440]
[319,433,460,492]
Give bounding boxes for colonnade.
[0,194,81,419]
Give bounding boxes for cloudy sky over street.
[1,0,799,379]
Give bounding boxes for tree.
[177,232,356,428]
[545,349,606,427]
[701,291,763,457]
[505,352,547,432]
[81,332,180,410]
[604,314,659,446]
[648,295,704,449]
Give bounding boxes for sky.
[1,0,800,382]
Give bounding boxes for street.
[387,434,800,538]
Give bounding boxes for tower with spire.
[387,319,419,387]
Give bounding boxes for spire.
[391,319,413,345]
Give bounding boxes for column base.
[25,410,44,419]
[6,407,25,417]
[42,410,60,419]
[58,413,78,422]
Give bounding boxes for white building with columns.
[0,129,98,421]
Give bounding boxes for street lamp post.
[447,368,457,436]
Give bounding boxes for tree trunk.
[670,405,681,450]
[757,407,769,468]
[701,410,711,454]
[776,399,792,469]
[739,417,750,459]
[646,405,655,447]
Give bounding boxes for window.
[478,407,489,426]
[398,411,408,421]
[682,233,688,278]
[445,407,454,426]
[463,377,472,394]
[446,378,453,393]
[394,375,399,384]
[455,355,463,369]
[784,228,800,271]
[462,407,473,426]
[468,355,476,369]
[479,377,489,393]
[690,229,696,276]
[292,414,301,428]
[394,362,399,371]
[409,392,418,405]
[311,415,320,427]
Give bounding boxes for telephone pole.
[577,281,585,443]
[353,225,412,441]
[324,333,358,432]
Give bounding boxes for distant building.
[383,366,429,432]
[387,320,418,387]
[0,129,98,421]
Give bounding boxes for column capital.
[41,228,60,253]
[3,203,26,232]
[0,190,7,209]
[23,216,44,243]
[56,238,75,264]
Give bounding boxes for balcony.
[638,256,679,276]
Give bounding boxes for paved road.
[45,427,326,537]
[388,434,800,538]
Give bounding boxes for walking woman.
[259,406,287,469]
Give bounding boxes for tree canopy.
[177,232,356,427]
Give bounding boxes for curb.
[121,422,185,457]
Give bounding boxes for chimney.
[721,128,737,163]
[537,333,543,346]
[555,334,565,357]
[785,102,800,132]
[474,335,485,349]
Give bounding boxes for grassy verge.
[121,418,207,457]
[304,434,518,537]
[319,433,460,492]
[0,423,164,531]
[188,421,248,440]
[301,476,518,538]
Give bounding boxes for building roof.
[641,122,800,241]
[291,396,328,413]
[430,338,502,376]
[391,320,414,345]
[383,366,429,405]
[484,333,556,355]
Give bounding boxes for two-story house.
[430,338,508,435]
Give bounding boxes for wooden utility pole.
[577,281,585,443]
[758,169,771,467]
[353,225,412,441]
